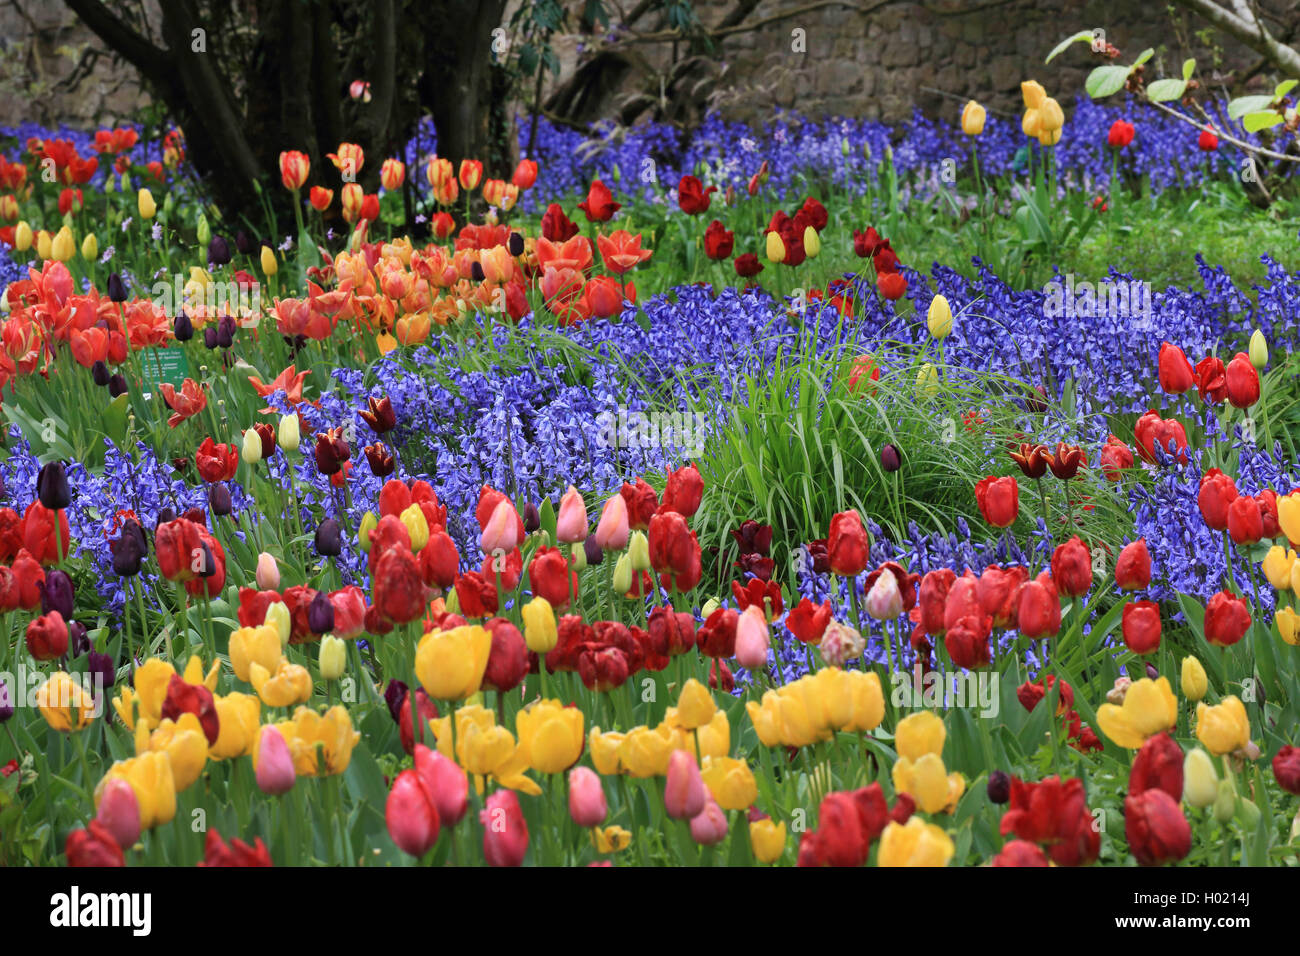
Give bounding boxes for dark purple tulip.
[111,518,148,576]
[987,769,1011,804]
[155,508,177,527]
[37,461,70,510]
[69,621,90,657]
[209,483,232,516]
[881,443,901,472]
[108,374,128,398]
[508,232,524,256]
[0,679,13,722]
[384,678,409,723]
[216,315,236,348]
[174,311,194,342]
[207,235,231,267]
[583,537,604,567]
[471,261,485,282]
[106,273,127,303]
[307,591,335,635]
[87,651,115,691]
[39,568,74,620]
[523,502,540,534]
[203,326,218,349]
[234,229,254,255]
[1145,662,1160,681]
[91,360,111,387]
[314,518,342,556]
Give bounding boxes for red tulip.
[161,673,220,745]
[1204,590,1250,647]
[419,532,460,589]
[26,610,68,661]
[1197,469,1238,531]
[974,476,1019,528]
[1157,342,1195,394]
[21,501,70,566]
[1114,539,1151,591]
[992,839,1050,866]
[415,744,468,826]
[279,150,309,191]
[697,607,738,658]
[1226,494,1263,544]
[386,769,440,857]
[480,790,529,866]
[1225,351,1259,408]
[1195,355,1227,404]
[1133,411,1188,464]
[373,546,427,625]
[703,220,734,260]
[677,175,716,215]
[976,565,1028,629]
[195,437,238,483]
[1272,745,1300,795]
[648,511,702,592]
[1016,572,1060,640]
[734,253,763,278]
[398,688,439,755]
[1107,119,1135,148]
[1198,127,1218,151]
[1050,536,1092,598]
[200,830,272,866]
[827,510,869,576]
[999,775,1099,867]
[540,203,579,241]
[1129,732,1183,801]
[1099,434,1134,481]
[511,159,538,190]
[877,271,907,300]
[66,821,124,867]
[577,179,620,222]
[917,568,956,635]
[527,547,578,609]
[1121,600,1162,655]
[659,463,704,518]
[155,517,204,582]
[1124,789,1190,866]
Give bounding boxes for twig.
[1146,96,1300,163]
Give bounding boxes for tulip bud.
[36,230,52,260]
[665,749,707,819]
[927,294,953,339]
[260,245,278,276]
[628,530,651,572]
[208,235,231,267]
[1213,779,1236,823]
[522,501,541,534]
[137,188,156,219]
[523,596,557,653]
[319,636,346,680]
[265,601,291,648]
[37,461,71,510]
[315,518,342,557]
[94,777,141,850]
[568,766,607,827]
[570,542,587,570]
[173,311,194,341]
[255,552,280,590]
[241,428,263,465]
[803,225,820,259]
[209,483,232,516]
[51,226,74,262]
[278,413,300,451]
[1183,749,1219,809]
[358,510,378,551]
[1181,655,1207,702]
[196,214,210,246]
[92,360,111,387]
[14,221,32,251]
[1249,329,1268,369]
[0,679,12,722]
[865,570,904,620]
[307,591,335,635]
[986,769,1011,804]
[583,537,603,567]
[556,486,589,543]
[916,363,939,396]
[881,443,901,472]
[765,229,785,263]
[701,597,720,617]
[612,552,633,595]
[689,797,729,845]
[81,233,97,261]
[734,605,770,669]
[255,725,297,795]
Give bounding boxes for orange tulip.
[380,159,405,191]
[309,186,333,212]
[426,157,453,188]
[341,183,364,224]
[326,143,365,179]
[458,159,483,191]
[279,150,310,191]
[597,230,653,275]
[512,160,538,190]
[433,177,459,206]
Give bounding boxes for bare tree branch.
[1169,0,1300,75]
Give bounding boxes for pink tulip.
[567,766,607,827]
[255,552,280,591]
[386,769,440,857]
[734,604,770,670]
[480,498,521,554]
[664,749,706,820]
[481,790,529,866]
[689,795,729,845]
[94,777,141,850]
[865,569,903,620]
[593,494,629,551]
[556,485,589,544]
[414,744,468,827]
[255,725,296,796]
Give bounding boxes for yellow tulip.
[746,694,783,747]
[515,699,585,775]
[1195,696,1250,755]
[50,226,74,262]
[1021,109,1042,138]
[846,670,885,731]
[895,710,945,761]
[960,100,986,136]
[592,825,632,853]
[803,225,820,259]
[180,654,221,691]
[429,704,495,763]
[209,692,260,760]
[628,531,651,571]
[399,503,429,551]
[1037,127,1063,146]
[620,726,673,777]
[611,552,632,595]
[916,363,939,396]
[250,657,313,708]
[1279,492,1300,544]
[522,596,557,653]
[667,708,729,759]
[1277,606,1300,645]
[112,657,176,731]
[1096,676,1177,748]
[765,229,785,263]
[36,672,95,732]
[319,636,347,680]
[877,817,955,867]
[892,753,952,814]
[276,705,361,776]
[1249,329,1268,369]
[1183,748,1219,809]
[14,221,32,251]
[1021,80,1047,110]
[700,756,757,811]
[749,817,786,863]
[1181,655,1208,701]
[240,427,263,465]
[278,413,300,452]
[415,625,492,700]
[81,232,98,261]
[589,727,626,775]
[1038,97,1065,132]
[461,721,518,776]
[137,188,156,219]
[927,294,953,339]
[676,678,716,730]
[99,751,176,829]
[36,229,52,260]
[260,245,278,276]
[229,624,281,682]
[1262,546,1296,589]
[143,713,208,791]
